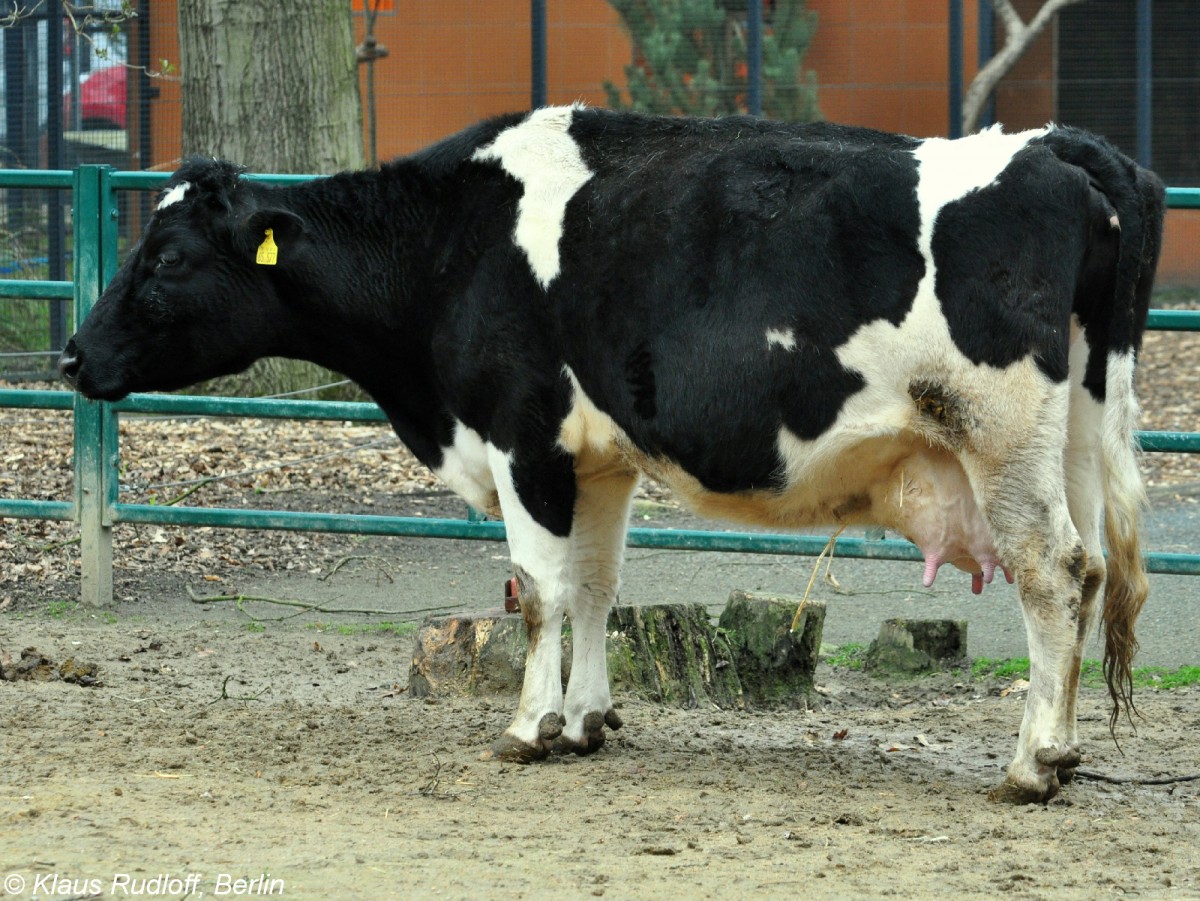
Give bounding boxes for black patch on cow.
[556,110,925,493]
[1066,545,1088,585]
[832,494,870,521]
[625,342,657,420]
[929,146,1088,383]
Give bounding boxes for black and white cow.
[60,106,1164,803]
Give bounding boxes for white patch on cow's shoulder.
[765,327,796,351]
[434,420,500,516]
[156,181,192,211]
[472,105,593,289]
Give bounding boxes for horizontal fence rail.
[2,166,1200,604]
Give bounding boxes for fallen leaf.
[1000,678,1030,698]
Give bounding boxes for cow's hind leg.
[556,466,638,755]
[967,401,1088,802]
[1056,336,1110,785]
[483,445,575,763]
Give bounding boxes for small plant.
[244,621,266,633]
[823,643,866,670]
[332,622,417,637]
[46,599,77,619]
[971,656,1031,681]
[605,0,820,121]
[973,657,1200,692]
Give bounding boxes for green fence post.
[73,165,118,606]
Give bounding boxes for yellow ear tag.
[256,228,279,266]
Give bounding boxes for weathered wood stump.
[408,603,742,708]
[717,590,826,705]
[864,618,968,674]
[606,604,741,707]
[408,610,531,698]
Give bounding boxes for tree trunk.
[178,0,364,398]
[178,0,363,173]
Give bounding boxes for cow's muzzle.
[58,339,82,387]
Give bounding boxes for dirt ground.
[2,593,1199,900]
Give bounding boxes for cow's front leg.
[557,467,638,755]
[482,446,574,763]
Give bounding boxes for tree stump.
[606,604,741,708]
[717,590,826,705]
[408,603,741,708]
[864,618,968,674]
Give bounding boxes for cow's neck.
[254,166,457,465]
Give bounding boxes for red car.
[63,64,126,130]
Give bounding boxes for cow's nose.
[58,340,82,385]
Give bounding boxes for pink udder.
[892,447,1008,595]
[923,551,1014,595]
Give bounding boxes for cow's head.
[59,158,306,400]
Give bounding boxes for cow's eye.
[157,251,181,268]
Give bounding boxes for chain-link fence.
[3,0,1198,378]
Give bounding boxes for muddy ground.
[3,556,1200,899]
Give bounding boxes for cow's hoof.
[1036,744,1081,771]
[479,712,563,763]
[988,775,1059,805]
[1057,766,1078,786]
[554,708,623,756]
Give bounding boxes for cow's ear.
[237,209,307,266]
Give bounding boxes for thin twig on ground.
[1075,769,1200,786]
[208,674,271,705]
[185,583,455,620]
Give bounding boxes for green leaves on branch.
[605,0,820,121]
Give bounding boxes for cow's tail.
[1045,127,1165,730]
[1099,343,1151,731]
[1099,164,1163,731]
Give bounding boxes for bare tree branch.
[962,0,1090,135]
[2,1,174,78]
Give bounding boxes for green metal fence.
[3,165,1200,606]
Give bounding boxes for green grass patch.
[822,643,866,670]
[972,656,1200,691]
[971,656,1031,681]
[46,599,78,619]
[316,621,418,638]
[1128,665,1200,691]
[243,621,266,633]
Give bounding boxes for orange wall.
[806,0,978,139]
[139,1,1193,283]
[352,0,631,159]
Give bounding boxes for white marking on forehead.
[472,105,593,289]
[156,181,192,211]
[765,327,796,351]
